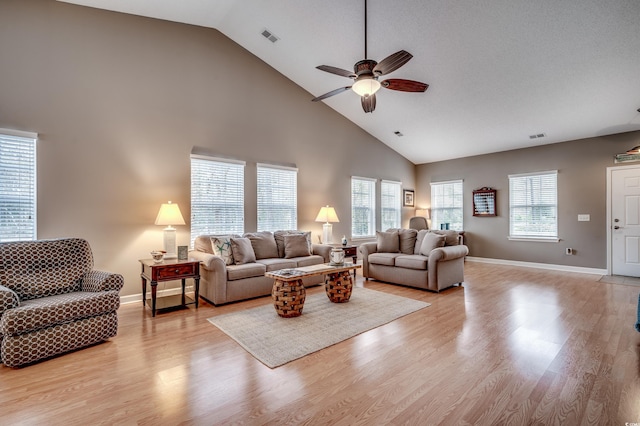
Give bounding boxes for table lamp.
[155,201,186,259]
[315,205,339,244]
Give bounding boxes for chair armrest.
[0,284,20,314]
[81,270,124,292]
[311,244,332,262]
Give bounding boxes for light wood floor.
[1,262,640,425]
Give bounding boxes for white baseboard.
[465,256,607,276]
[120,286,194,305]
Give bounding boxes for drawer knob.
[175,269,180,273]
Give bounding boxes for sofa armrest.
[428,245,469,263]
[81,270,124,292]
[0,284,20,314]
[428,245,469,290]
[311,244,332,262]
[188,250,228,304]
[358,242,378,277]
[188,250,226,272]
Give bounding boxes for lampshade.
[415,208,430,219]
[315,205,340,223]
[627,146,640,154]
[155,201,186,226]
[352,78,381,97]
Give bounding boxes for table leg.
[151,281,157,317]
[272,278,306,317]
[181,278,186,306]
[141,277,147,306]
[325,271,353,303]
[194,277,200,308]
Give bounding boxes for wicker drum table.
[266,263,362,318]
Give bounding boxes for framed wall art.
[403,189,415,207]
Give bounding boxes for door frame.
[606,164,640,275]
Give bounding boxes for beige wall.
[0,0,416,296]
[416,131,640,269]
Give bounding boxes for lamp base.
[163,227,177,259]
[322,223,333,244]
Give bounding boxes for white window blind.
[430,180,463,231]
[257,163,297,231]
[509,171,558,239]
[190,155,245,247]
[0,130,37,242]
[381,180,401,230]
[351,177,376,238]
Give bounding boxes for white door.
[611,167,640,276]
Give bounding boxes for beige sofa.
[189,231,332,305]
[359,229,468,292]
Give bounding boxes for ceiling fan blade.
[381,79,429,92]
[373,50,413,76]
[312,86,352,102]
[316,65,357,79]
[361,94,376,113]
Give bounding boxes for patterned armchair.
[0,238,123,368]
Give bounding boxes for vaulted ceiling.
[59,0,640,164]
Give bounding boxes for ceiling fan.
[311,0,429,113]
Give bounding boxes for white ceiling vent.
[529,133,546,139]
[261,29,279,43]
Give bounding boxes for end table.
[139,258,200,317]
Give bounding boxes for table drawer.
[155,264,197,279]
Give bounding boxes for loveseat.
[359,229,468,292]
[0,238,123,368]
[189,231,332,305]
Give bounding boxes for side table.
[139,259,200,317]
[333,244,358,276]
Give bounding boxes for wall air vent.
[261,29,279,43]
[529,133,546,139]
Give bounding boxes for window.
[257,163,297,231]
[190,155,245,247]
[0,129,37,242]
[430,180,463,231]
[381,180,401,230]
[509,171,558,240]
[351,177,376,238]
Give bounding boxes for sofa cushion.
[274,230,311,258]
[292,255,325,267]
[244,231,279,259]
[0,291,120,336]
[395,255,428,270]
[257,258,297,272]
[386,228,418,254]
[414,230,429,254]
[230,237,256,265]
[226,263,267,281]
[284,234,312,258]
[430,230,460,246]
[420,233,446,255]
[210,236,234,265]
[376,230,399,253]
[368,252,402,266]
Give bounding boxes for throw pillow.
[414,230,429,254]
[274,230,312,257]
[387,228,418,254]
[284,234,312,258]
[376,230,399,253]
[210,236,234,265]
[230,237,257,265]
[244,231,279,259]
[430,230,460,246]
[419,233,446,256]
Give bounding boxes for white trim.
[257,162,298,172]
[465,256,606,276]
[351,175,377,182]
[430,178,463,186]
[190,153,246,165]
[507,236,560,242]
[508,170,557,179]
[0,128,38,139]
[381,179,402,185]
[120,286,194,305]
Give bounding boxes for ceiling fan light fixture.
[352,78,381,97]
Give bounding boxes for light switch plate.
[578,214,590,221]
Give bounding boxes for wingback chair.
[0,238,123,368]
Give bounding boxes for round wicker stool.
[325,270,353,303]
[272,278,306,317]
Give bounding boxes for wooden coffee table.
[265,263,362,318]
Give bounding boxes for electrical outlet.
[578,214,590,221]
[565,248,573,255]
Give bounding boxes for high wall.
[416,131,640,270]
[0,0,415,296]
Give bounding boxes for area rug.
[207,287,430,368]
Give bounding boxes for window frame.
[0,129,37,242]
[430,179,464,231]
[508,170,559,242]
[381,180,402,230]
[351,176,376,239]
[190,154,245,247]
[256,163,298,232]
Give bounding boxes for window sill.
[508,236,559,243]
